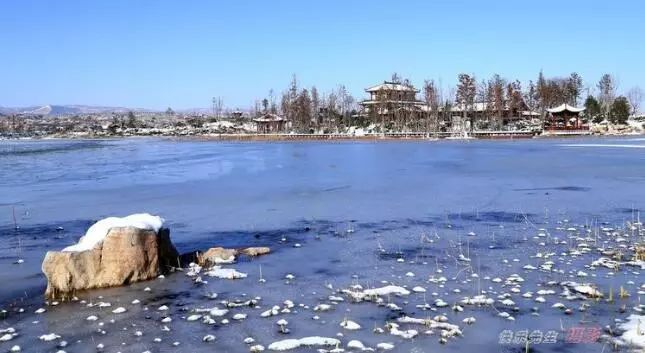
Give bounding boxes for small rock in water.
[39,333,61,341]
[377,342,395,350]
[347,340,366,350]
[412,286,426,293]
[340,319,361,330]
[463,317,476,324]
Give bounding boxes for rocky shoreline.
[41,215,272,300]
[2,211,643,352]
[1,112,643,141]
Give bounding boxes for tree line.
[251,75,358,133]
[250,72,641,132]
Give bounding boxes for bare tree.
[483,80,495,127]
[506,80,523,120]
[294,89,312,132]
[212,97,223,118]
[490,74,506,129]
[597,73,616,117]
[536,70,548,122]
[423,79,440,135]
[627,86,643,115]
[456,73,477,131]
[280,92,289,118]
[566,72,583,106]
[311,86,320,127]
[261,98,269,113]
[524,80,538,112]
[268,89,277,114]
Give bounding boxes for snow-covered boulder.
[42,215,178,299]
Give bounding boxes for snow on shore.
[63,213,164,252]
[267,336,340,351]
[617,314,645,348]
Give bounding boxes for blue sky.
[1,0,643,110]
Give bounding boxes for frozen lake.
[0,136,644,352]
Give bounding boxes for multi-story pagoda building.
[359,81,426,122]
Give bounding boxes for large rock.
[240,246,271,257]
[196,246,272,267]
[197,247,238,266]
[42,227,178,299]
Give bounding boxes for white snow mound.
[63,213,165,252]
[617,314,645,348]
[267,336,340,351]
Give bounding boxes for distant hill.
[0,104,154,116]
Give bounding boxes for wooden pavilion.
[545,104,587,130]
[253,113,287,133]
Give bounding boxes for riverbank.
[8,129,645,142]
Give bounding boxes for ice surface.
[2,137,645,353]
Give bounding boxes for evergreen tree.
[126,111,137,128]
[609,96,630,124]
[584,95,602,123]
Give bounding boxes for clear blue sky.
[1,0,643,110]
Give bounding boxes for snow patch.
[617,314,645,348]
[267,336,340,351]
[63,213,164,252]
